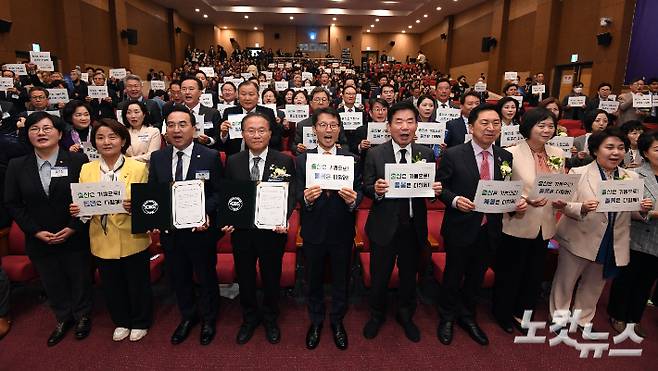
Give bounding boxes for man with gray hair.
[117,74,162,124]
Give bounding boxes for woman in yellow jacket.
[71,119,152,342]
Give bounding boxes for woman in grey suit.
[607,131,658,338]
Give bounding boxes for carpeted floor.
[0,279,656,370]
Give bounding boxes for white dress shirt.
[451,140,494,208]
[171,142,194,180]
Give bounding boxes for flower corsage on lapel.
[269,164,291,181]
[412,152,426,163]
[500,160,512,180]
[547,155,564,172]
[556,127,568,137]
[614,173,632,181]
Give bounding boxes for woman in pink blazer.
[492,107,567,334]
[550,127,653,329]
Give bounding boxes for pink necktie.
[480,151,490,225]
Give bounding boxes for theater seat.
[568,128,586,137]
[431,252,495,288]
[216,233,236,284]
[427,210,444,252]
[1,222,38,283]
[559,119,583,131]
[256,209,300,287]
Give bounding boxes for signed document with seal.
[254,182,289,230]
[171,180,206,229]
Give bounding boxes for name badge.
[195,170,210,180]
[51,167,68,177]
[138,134,151,143]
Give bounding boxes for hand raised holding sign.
[432,181,442,197]
[374,179,389,196]
[455,196,475,212]
[580,199,599,214]
[338,187,357,205]
[640,198,654,213]
[304,185,322,204]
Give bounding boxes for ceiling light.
[408,25,412,29]
[195,8,200,12]
[223,26,228,29]
[366,29,370,32]
[436,6,442,10]
[253,27,258,30]
[203,14,208,18]
[402,30,406,33]
[375,18,379,22]
[332,17,337,21]
[370,24,374,27]
[416,20,420,23]
[289,16,294,19]
[423,14,428,18]
[331,23,335,27]
[244,15,249,19]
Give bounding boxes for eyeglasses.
[244,128,268,136]
[166,121,191,129]
[317,122,339,130]
[312,97,329,103]
[30,95,47,101]
[28,126,55,134]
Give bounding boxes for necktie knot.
[177,151,184,158]
[399,148,407,163]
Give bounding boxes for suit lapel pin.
[197,154,201,158]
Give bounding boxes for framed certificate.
[254,182,289,230]
[171,180,206,229]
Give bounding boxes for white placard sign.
[547,136,575,158]
[227,114,246,139]
[87,85,109,99]
[500,125,523,147]
[285,104,309,122]
[277,63,284,69]
[653,95,658,107]
[504,71,518,81]
[473,180,524,213]
[474,82,487,92]
[596,179,644,212]
[3,64,27,76]
[27,110,60,117]
[530,174,582,201]
[80,142,100,161]
[109,68,127,80]
[216,103,232,117]
[150,80,165,91]
[568,96,586,107]
[258,82,270,94]
[241,73,253,80]
[384,163,436,198]
[339,111,363,130]
[285,62,293,69]
[302,126,318,149]
[80,72,89,82]
[224,78,243,87]
[260,104,277,114]
[367,122,390,144]
[434,107,461,124]
[510,95,523,105]
[263,71,273,81]
[302,72,313,82]
[115,110,123,125]
[599,100,620,114]
[46,88,69,103]
[268,63,276,69]
[71,181,127,216]
[193,114,204,138]
[332,63,339,68]
[274,81,288,92]
[36,61,54,71]
[416,122,446,145]
[305,153,355,190]
[532,84,546,94]
[632,94,652,108]
[200,93,213,107]
[355,93,362,106]
[29,51,51,65]
[199,66,215,77]
[0,77,13,91]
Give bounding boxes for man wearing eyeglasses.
[148,105,223,346]
[293,87,348,155]
[221,112,295,346]
[295,107,361,351]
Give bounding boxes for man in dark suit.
[85,72,118,119]
[445,92,481,148]
[148,105,223,346]
[436,103,527,346]
[337,85,366,157]
[195,70,219,108]
[362,101,443,342]
[293,87,348,155]
[435,78,458,110]
[221,112,295,346]
[0,70,28,112]
[180,77,222,149]
[219,81,281,155]
[117,75,162,125]
[296,107,361,350]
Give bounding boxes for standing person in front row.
[148,105,223,346]
[296,107,362,350]
[362,101,442,343]
[222,112,295,346]
[437,104,527,346]
[70,119,152,342]
[550,127,653,330]
[4,112,93,346]
[492,108,566,334]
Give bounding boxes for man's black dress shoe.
[495,317,514,334]
[458,318,489,345]
[331,322,348,350]
[74,317,92,340]
[362,318,382,339]
[171,318,198,345]
[264,322,281,344]
[200,322,216,345]
[437,320,453,345]
[396,315,420,343]
[306,324,322,350]
[236,321,259,345]
[47,320,74,347]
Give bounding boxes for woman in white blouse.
[121,100,161,163]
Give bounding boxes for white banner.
[632,94,652,108]
[285,104,309,123]
[3,64,27,76]
[80,142,100,161]
[302,72,313,82]
[227,114,246,139]
[216,103,232,117]
[305,153,354,190]
[200,93,213,107]
[474,82,487,92]
[80,72,89,82]
[275,81,288,92]
[596,179,644,212]
[500,125,524,147]
[109,68,127,80]
[87,85,109,99]
[241,72,253,80]
[599,100,620,114]
[530,173,581,200]
[0,77,13,91]
[302,126,318,149]
[568,96,586,107]
[434,107,461,124]
[199,66,215,77]
[504,71,518,81]
[36,61,54,71]
[29,51,51,64]
[263,71,273,81]
[473,180,524,213]
[71,181,127,216]
[339,111,363,130]
[547,136,575,158]
[46,88,69,104]
[367,122,390,144]
[415,122,446,145]
[150,80,165,91]
[384,163,436,198]
[532,84,546,94]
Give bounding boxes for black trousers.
[304,241,352,326]
[369,222,420,322]
[31,249,93,323]
[0,262,9,317]
[96,249,153,329]
[232,230,285,324]
[607,249,658,323]
[492,232,548,321]
[165,231,219,324]
[438,225,491,321]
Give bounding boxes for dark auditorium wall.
[80,1,114,69]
